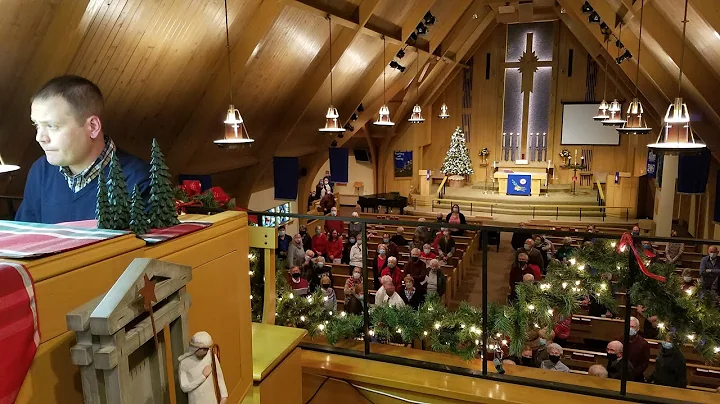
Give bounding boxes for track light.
[589,11,601,23]
[350,112,358,121]
[390,60,406,72]
[407,32,418,45]
[396,49,405,59]
[600,22,608,30]
[616,49,632,64]
[344,123,354,132]
[423,12,436,26]
[357,103,364,112]
[330,140,338,148]
[416,22,428,35]
[615,39,624,49]
[581,1,593,14]
[337,133,344,138]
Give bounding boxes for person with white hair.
[178,331,228,404]
[373,274,392,305]
[404,248,428,290]
[348,211,363,238]
[424,259,447,298]
[539,343,569,372]
[375,275,405,308]
[588,364,608,378]
[381,256,403,288]
[522,273,535,283]
[625,316,650,382]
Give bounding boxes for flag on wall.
[273,157,299,200]
[678,149,711,194]
[329,148,349,183]
[646,150,657,179]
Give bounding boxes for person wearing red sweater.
[508,252,542,302]
[326,230,344,263]
[420,243,437,263]
[324,207,344,236]
[622,317,651,382]
[311,225,328,258]
[381,256,404,288]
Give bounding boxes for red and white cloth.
[0,262,39,404]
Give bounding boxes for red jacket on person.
[381,265,404,289]
[326,237,344,261]
[312,233,328,256]
[324,219,344,237]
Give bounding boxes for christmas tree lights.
[441,127,474,176]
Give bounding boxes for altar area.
[492,162,549,196]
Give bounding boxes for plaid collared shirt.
[59,138,116,193]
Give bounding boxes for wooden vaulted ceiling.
[0,0,718,206]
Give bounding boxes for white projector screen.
[561,103,621,145]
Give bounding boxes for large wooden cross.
[504,32,554,157]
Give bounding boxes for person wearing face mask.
[508,253,541,302]
[518,347,535,368]
[404,248,428,291]
[445,204,466,236]
[381,233,400,258]
[307,190,317,211]
[341,235,354,265]
[298,224,313,251]
[390,227,409,247]
[437,230,456,263]
[381,256,403,289]
[555,237,575,263]
[423,259,446,299]
[420,243,437,263]
[700,245,720,291]
[435,212,444,223]
[320,190,336,215]
[324,207,344,235]
[315,179,325,200]
[326,230,344,264]
[289,266,309,296]
[320,274,337,312]
[534,235,554,269]
[526,329,554,367]
[679,268,696,293]
[373,244,390,290]
[540,343,569,372]
[344,267,364,298]
[320,176,333,197]
[582,225,598,243]
[347,211,363,239]
[515,238,544,272]
[620,316,650,382]
[311,226,328,258]
[399,275,426,309]
[301,250,315,280]
[410,217,432,249]
[664,230,684,266]
[647,336,687,388]
[276,225,293,261]
[605,340,633,380]
[349,237,364,268]
[287,233,306,268]
[344,281,365,315]
[376,276,405,308]
[309,257,332,293]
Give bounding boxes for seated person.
[381,256,403,289]
[391,227,409,247]
[410,218,432,249]
[540,343,569,372]
[534,235,554,269]
[399,275,425,309]
[583,224,598,243]
[344,266,364,297]
[437,230,457,263]
[646,335,687,388]
[347,211,363,238]
[552,315,571,347]
[300,250,315,280]
[344,283,364,315]
[373,275,392,306]
[320,274,337,312]
[681,268,696,292]
[320,191,336,214]
[16,75,150,224]
[516,238,545,272]
[375,276,405,308]
[381,233,400,258]
[606,340,633,380]
[700,245,720,291]
[404,248,428,290]
[420,243,437,263]
[326,230,344,264]
[526,329,555,367]
[311,226,328,258]
[508,253,542,301]
[588,364,608,378]
[435,212,444,223]
[373,244,390,289]
[309,257,332,293]
[289,266,309,296]
[554,237,575,263]
[641,241,657,261]
[423,259,447,299]
[518,346,535,367]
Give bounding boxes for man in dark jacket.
[404,248,428,291]
[625,317,651,382]
[511,223,532,251]
[606,340,634,380]
[647,339,687,388]
[515,238,544,271]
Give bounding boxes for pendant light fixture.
[374,36,394,126]
[617,0,651,135]
[408,50,424,124]
[593,39,611,121]
[439,103,450,119]
[0,154,19,173]
[602,24,627,127]
[648,0,705,153]
[319,15,345,133]
[215,0,253,146]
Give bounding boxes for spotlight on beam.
[390,60,406,72]
[337,132,344,139]
[616,49,632,64]
[330,140,338,148]
[615,39,624,49]
[344,123,354,132]
[581,1,593,14]
[589,11,601,23]
[396,49,405,59]
[357,103,364,112]
[407,32,418,45]
[416,22,428,35]
[423,12,436,26]
[350,112,358,121]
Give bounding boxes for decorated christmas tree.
[106,152,131,229]
[441,126,474,176]
[129,185,150,235]
[96,171,112,228]
[148,138,179,228]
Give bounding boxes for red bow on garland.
[616,232,666,283]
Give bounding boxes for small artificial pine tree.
[440,126,474,176]
[129,185,150,235]
[106,151,131,229]
[96,171,112,228]
[148,138,180,228]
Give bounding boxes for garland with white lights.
[250,240,720,363]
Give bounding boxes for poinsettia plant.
[174,180,236,213]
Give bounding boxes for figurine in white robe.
[178,331,228,404]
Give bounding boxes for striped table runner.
[140,221,211,244]
[0,262,39,404]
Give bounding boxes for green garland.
[249,239,720,363]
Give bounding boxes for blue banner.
[678,149,710,194]
[394,151,413,178]
[646,150,657,179]
[507,174,531,196]
[329,148,349,183]
[273,157,299,200]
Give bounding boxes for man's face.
[518,259,528,267]
[31,96,96,170]
[385,283,395,296]
[411,251,420,259]
[396,229,403,235]
[195,348,209,359]
[709,246,718,255]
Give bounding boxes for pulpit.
[493,162,548,196]
[418,170,432,196]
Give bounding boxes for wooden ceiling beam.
[166,0,287,170]
[688,0,720,37]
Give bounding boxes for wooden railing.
[595,179,606,206]
[436,176,448,198]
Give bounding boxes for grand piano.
[357,193,408,214]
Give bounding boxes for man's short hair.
[278,225,286,231]
[588,364,608,378]
[32,75,104,124]
[381,275,393,286]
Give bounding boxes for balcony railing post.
[532,206,535,218]
[362,222,370,355]
[490,205,493,216]
[556,207,559,220]
[580,207,582,221]
[481,229,489,376]
[620,240,635,395]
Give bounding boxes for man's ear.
[87,115,102,139]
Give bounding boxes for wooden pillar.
[262,249,276,325]
[688,194,697,237]
[655,155,679,237]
